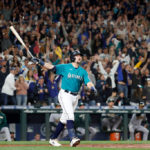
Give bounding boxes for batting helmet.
[70,50,82,62]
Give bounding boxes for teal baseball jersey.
[55,63,90,92]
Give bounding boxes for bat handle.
[25,47,34,58]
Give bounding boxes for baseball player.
[129,102,149,140]
[101,97,122,131]
[0,107,11,141]
[34,50,96,147]
[75,102,98,140]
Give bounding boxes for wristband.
[39,60,45,66]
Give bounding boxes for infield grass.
[0,141,150,150]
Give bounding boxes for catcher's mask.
[70,50,82,62]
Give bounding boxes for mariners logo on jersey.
[55,63,90,92]
[67,73,83,81]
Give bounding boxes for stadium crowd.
[0,0,150,108]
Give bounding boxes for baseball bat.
[9,26,34,58]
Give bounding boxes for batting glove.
[32,57,45,66]
[91,86,97,95]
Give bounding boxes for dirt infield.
[0,144,150,148]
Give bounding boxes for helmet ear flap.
[70,53,74,62]
[70,56,75,62]
[70,50,82,62]
[70,52,76,62]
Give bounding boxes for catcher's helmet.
[70,50,82,62]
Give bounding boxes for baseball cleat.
[49,139,62,147]
[70,137,80,147]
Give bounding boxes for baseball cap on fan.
[107,97,115,103]
[10,67,16,71]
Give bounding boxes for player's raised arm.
[31,57,55,70]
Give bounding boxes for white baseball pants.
[0,127,11,141]
[58,89,79,124]
[129,124,149,140]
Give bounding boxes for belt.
[64,90,78,96]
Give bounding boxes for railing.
[2,105,150,141]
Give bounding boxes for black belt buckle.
[65,90,78,96]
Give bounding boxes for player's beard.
[74,55,82,65]
[76,58,82,65]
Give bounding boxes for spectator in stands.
[46,72,61,106]
[1,67,16,105]
[25,67,39,106]
[141,59,150,86]
[25,69,36,84]
[95,73,107,105]
[0,58,9,104]
[107,90,118,103]
[83,61,96,86]
[81,61,97,106]
[130,84,144,106]
[1,0,14,21]
[0,0,150,108]
[131,68,142,98]
[11,56,20,68]
[81,87,97,106]
[32,133,45,141]
[34,133,41,141]
[32,69,39,81]
[117,61,129,98]
[15,75,29,106]
[0,107,11,141]
[115,91,129,106]
[143,77,150,105]
[27,81,36,106]
[129,102,149,141]
[20,59,29,77]
[101,97,122,131]
[98,57,119,90]
[34,76,49,107]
